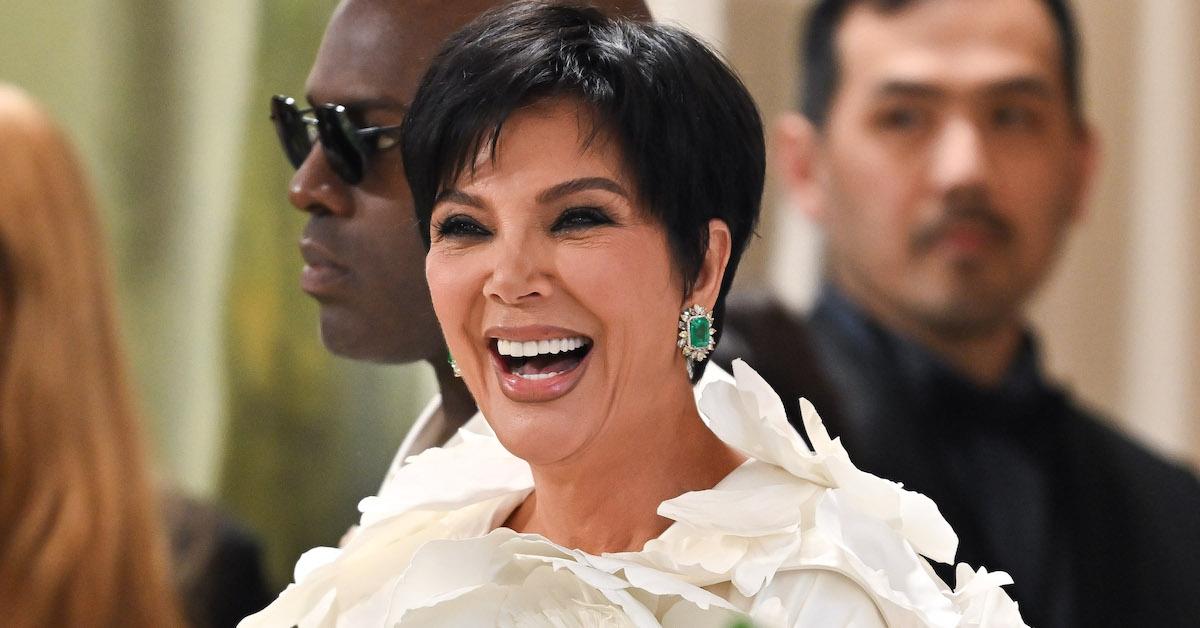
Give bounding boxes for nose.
[483,233,552,305]
[287,144,353,216]
[930,116,988,193]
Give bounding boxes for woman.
[0,85,186,627]
[245,4,1027,626]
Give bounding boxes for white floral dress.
[240,361,1028,627]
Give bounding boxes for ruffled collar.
[241,360,1027,628]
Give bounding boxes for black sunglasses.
[269,94,403,185]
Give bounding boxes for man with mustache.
[714,0,1200,626]
[278,0,649,487]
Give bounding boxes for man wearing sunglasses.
[271,0,652,484]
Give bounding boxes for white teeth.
[517,371,564,381]
[496,336,590,358]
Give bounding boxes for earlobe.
[688,219,732,309]
[774,113,825,221]
[1069,123,1101,222]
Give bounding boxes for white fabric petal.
[245,360,1027,628]
[803,399,959,565]
[658,480,814,536]
[698,364,832,486]
[294,546,341,583]
[359,429,533,527]
[810,490,960,627]
[952,564,1030,628]
[754,569,889,628]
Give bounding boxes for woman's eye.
[551,207,613,232]
[434,214,490,239]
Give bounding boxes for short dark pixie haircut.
[403,1,765,382]
[800,0,1082,128]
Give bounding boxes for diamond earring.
[448,353,462,378]
[677,304,716,379]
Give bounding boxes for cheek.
[827,150,921,261]
[558,233,680,340]
[425,250,479,349]
[828,121,926,208]
[1009,204,1074,278]
[993,155,1078,260]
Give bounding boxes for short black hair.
[800,0,1082,127]
[403,1,765,382]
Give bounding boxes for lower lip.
[492,348,592,403]
[937,227,994,256]
[300,263,351,296]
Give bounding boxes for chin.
[485,402,595,466]
[915,296,1012,339]
[319,311,419,364]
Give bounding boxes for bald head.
[322,0,650,93]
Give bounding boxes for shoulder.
[715,292,818,372]
[1056,399,1200,575]
[1063,401,1198,494]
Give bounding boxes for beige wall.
[650,0,1200,471]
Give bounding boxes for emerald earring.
[677,304,716,378]
[448,352,462,378]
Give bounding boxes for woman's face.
[426,100,689,465]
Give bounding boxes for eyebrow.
[435,189,484,208]
[435,177,630,209]
[982,77,1055,99]
[875,81,944,99]
[535,177,629,204]
[874,76,1056,100]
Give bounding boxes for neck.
[505,374,745,554]
[431,358,477,434]
[908,321,1022,386]
[832,274,1023,387]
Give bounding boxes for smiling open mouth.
[493,336,592,380]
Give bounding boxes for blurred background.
[1,0,1195,592]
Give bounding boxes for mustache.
[910,198,1013,253]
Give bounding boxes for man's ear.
[687,219,732,310]
[774,112,827,222]
[1067,122,1101,223]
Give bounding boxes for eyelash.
[551,206,613,231]
[432,206,614,240]
[433,214,490,239]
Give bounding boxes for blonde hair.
[0,85,184,628]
